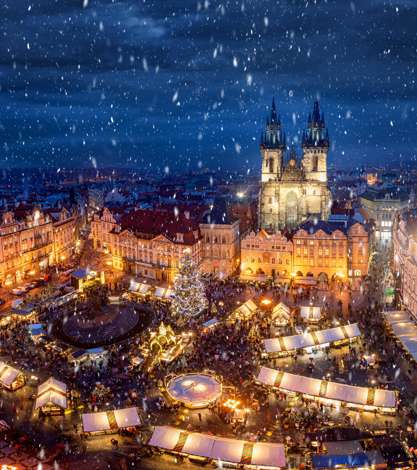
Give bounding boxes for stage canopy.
[263,323,361,354]
[148,426,286,468]
[35,377,67,410]
[256,367,396,410]
[0,363,22,388]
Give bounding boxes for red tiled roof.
[120,209,200,245]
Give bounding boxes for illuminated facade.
[0,207,79,285]
[259,99,331,231]
[393,211,417,319]
[91,208,203,283]
[241,220,368,284]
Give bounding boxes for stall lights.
[260,298,272,306]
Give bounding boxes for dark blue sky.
[1,0,416,172]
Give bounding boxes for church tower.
[260,98,286,182]
[302,101,329,183]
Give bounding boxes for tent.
[300,305,322,322]
[147,426,286,468]
[271,302,291,325]
[263,323,361,355]
[384,311,417,363]
[256,367,396,412]
[113,407,141,428]
[0,363,25,391]
[230,299,258,321]
[82,412,111,433]
[312,453,370,469]
[154,287,173,300]
[35,377,68,414]
[129,281,151,295]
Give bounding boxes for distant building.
[360,187,411,248]
[0,207,79,286]
[259,99,331,231]
[240,219,368,287]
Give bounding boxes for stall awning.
[263,323,361,354]
[0,363,21,387]
[384,311,417,362]
[35,377,67,410]
[147,426,286,468]
[256,367,396,409]
[300,305,321,321]
[82,412,111,433]
[113,407,141,428]
[230,299,258,321]
[271,302,291,321]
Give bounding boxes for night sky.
[1,0,417,172]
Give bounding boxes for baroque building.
[240,218,368,287]
[259,99,331,231]
[0,207,79,286]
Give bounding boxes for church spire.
[260,97,285,149]
[302,100,329,148]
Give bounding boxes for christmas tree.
[171,249,208,322]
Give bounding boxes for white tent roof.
[211,437,244,462]
[0,363,21,387]
[113,407,141,428]
[271,302,291,319]
[148,426,286,468]
[300,305,321,321]
[384,312,417,363]
[252,442,287,468]
[256,367,396,409]
[35,377,67,410]
[82,412,111,433]
[35,391,67,410]
[232,299,258,320]
[148,426,183,450]
[263,323,360,354]
[38,377,67,396]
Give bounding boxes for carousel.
[165,372,222,409]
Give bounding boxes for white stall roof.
[211,437,245,463]
[252,442,287,469]
[182,432,216,458]
[232,299,258,320]
[38,377,67,396]
[148,426,286,468]
[0,363,21,387]
[113,407,141,428]
[272,302,291,320]
[384,311,417,363]
[35,377,67,410]
[148,426,183,450]
[300,305,321,321]
[263,323,360,354]
[256,368,396,409]
[82,412,111,433]
[35,390,67,410]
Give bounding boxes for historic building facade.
[91,208,203,283]
[0,207,79,286]
[240,219,369,286]
[259,99,331,231]
[393,211,417,319]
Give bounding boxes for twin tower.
[259,99,332,231]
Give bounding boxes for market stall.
[300,305,322,323]
[271,302,291,326]
[34,377,68,415]
[129,280,151,296]
[256,367,397,413]
[0,362,25,391]
[147,425,286,469]
[82,407,141,434]
[154,286,174,300]
[263,323,361,356]
[229,299,258,322]
[384,311,417,363]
